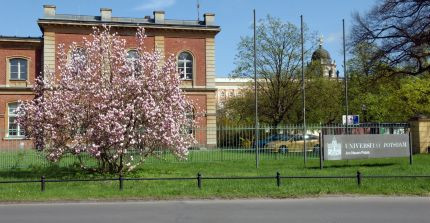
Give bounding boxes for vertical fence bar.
[409,131,413,165]
[276,172,281,187]
[197,172,202,189]
[319,132,323,170]
[356,171,361,186]
[119,174,124,191]
[221,128,224,161]
[41,176,46,192]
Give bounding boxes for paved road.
[0,197,429,223]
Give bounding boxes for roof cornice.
[0,36,42,43]
[37,19,221,33]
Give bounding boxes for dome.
[311,45,332,63]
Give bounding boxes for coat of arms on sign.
[327,136,342,160]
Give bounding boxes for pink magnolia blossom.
[17,26,195,173]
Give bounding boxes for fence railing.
[0,123,410,169]
[1,171,429,192]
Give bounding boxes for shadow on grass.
[309,163,396,169]
[0,165,108,180]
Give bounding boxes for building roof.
[41,14,206,26]
[0,36,42,43]
[311,45,332,63]
[38,6,220,33]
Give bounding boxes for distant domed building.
[311,37,337,78]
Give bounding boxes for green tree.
[231,15,316,127]
[304,67,344,124]
[220,63,344,126]
[347,43,430,122]
[351,0,430,76]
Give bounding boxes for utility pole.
[343,19,349,135]
[254,9,259,168]
[301,15,307,167]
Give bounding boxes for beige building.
[215,77,252,107]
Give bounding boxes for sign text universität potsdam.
[323,134,410,160]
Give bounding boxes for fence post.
[119,174,124,191]
[409,131,413,165]
[356,171,361,186]
[319,132,323,170]
[221,147,224,162]
[41,176,45,192]
[276,172,281,187]
[197,172,202,189]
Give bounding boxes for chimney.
[153,11,165,23]
[204,13,215,25]
[100,8,112,21]
[43,5,56,17]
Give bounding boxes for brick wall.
[0,94,35,150]
[0,47,41,86]
[165,37,206,86]
[186,94,207,145]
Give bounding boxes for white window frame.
[7,102,24,138]
[68,47,87,64]
[127,49,141,76]
[127,49,139,61]
[9,58,28,81]
[177,51,193,80]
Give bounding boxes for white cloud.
[134,0,177,11]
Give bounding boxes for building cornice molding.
[181,87,217,92]
[0,36,42,45]
[38,20,221,34]
[0,86,34,94]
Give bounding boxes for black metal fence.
[1,171,429,192]
[0,123,410,169]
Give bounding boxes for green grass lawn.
[0,154,429,201]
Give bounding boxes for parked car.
[265,134,320,153]
[253,134,292,149]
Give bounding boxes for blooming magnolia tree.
[17,27,195,173]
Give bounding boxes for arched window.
[9,58,28,80]
[69,47,86,62]
[177,52,193,80]
[7,102,24,137]
[186,108,196,135]
[127,50,140,76]
[127,50,139,61]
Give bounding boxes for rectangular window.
[7,103,24,137]
[9,58,28,81]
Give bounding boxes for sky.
[0,0,377,77]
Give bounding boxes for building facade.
[0,5,220,149]
[215,77,252,107]
[311,38,338,78]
